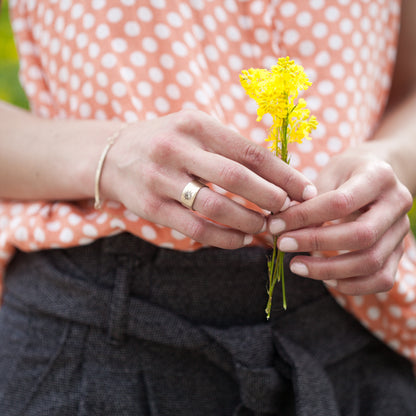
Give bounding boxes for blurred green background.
[0,0,28,108]
[0,0,415,232]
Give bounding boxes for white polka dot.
[297,11,312,27]
[160,54,175,69]
[130,51,147,67]
[367,306,380,320]
[92,0,106,10]
[283,29,300,45]
[150,0,166,9]
[325,6,341,21]
[96,72,108,87]
[389,305,402,319]
[323,107,339,123]
[15,226,29,241]
[406,317,416,330]
[67,213,81,226]
[137,6,153,22]
[166,84,181,100]
[83,224,98,237]
[101,53,117,68]
[155,97,170,113]
[327,137,342,152]
[96,23,110,39]
[226,26,241,42]
[59,227,74,243]
[137,81,153,97]
[120,66,135,82]
[149,67,164,83]
[124,21,140,37]
[299,40,315,56]
[34,227,45,243]
[171,229,186,240]
[350,3,362,19]
[110,219,127,230]
[329,34,343,50]
[79,103,92,118]
[280,2,297,17]
[172,41,188,57]
[310,0,324,9]
[83,13,95,29]
[167,11,183,27]
[176,70,194,87]
[203,15,217,32]
[312,22,328,38]
[142,37,158,53]
[315,50,331,67]
[317,80,335,95]
[315,151,330,167]
[112,82,127,97]
[111,38,127,53]
[142,225,157,240]
[154,23,171,39]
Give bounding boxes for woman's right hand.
[101,110,317,249]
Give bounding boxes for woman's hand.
[267,149,413,295]
[101,109,316,249]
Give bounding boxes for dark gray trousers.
[1,233,415,415]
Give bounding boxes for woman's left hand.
[267,149,413,295]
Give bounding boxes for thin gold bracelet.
[94,123,127,209]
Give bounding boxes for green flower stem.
[265,116,289,319]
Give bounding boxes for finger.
[328,244,403,296]
[286,215,409,280]
[268,165,395,234]
[145,165,268,234]
[187,149,290,213]
[276,197,411,253]
[175,110,317,202]
[153,199,254,250]
[191,186,267,234]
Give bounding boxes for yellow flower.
[240,57,318,317]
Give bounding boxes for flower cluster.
[240,57,318,317]
[240,57,318,156]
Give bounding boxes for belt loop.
[107,255,136,346]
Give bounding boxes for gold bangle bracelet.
[94,123,127,209]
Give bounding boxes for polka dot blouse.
[3,0,416,364]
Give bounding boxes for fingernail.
[290,262,308,276]
[269,218,286,235]
[244,234,253,246]
[302,184,317,200]
[324,279,338,288]
[280,196,291,212]
[279,237,298,251]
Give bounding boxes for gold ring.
[180,180,206,210]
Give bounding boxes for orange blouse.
[3,0,416,363]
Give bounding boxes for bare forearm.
[0,101,119,200]
[357,90,416,196]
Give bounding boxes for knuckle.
[148,134,178,162]
[220,164,246,186]
[242,143,267,168]
[187,220,206,242]
[365,248,385,273]
[173,109,206,135]
[200,195,224,217]
[141,196,164,220]
[141,163,161,188]
[355,222,378,248]
[376,271,395,292]
[330,190,355,217]
[400,185,413,212]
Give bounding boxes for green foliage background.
[0,0,415,232]
[0,0,29,108]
